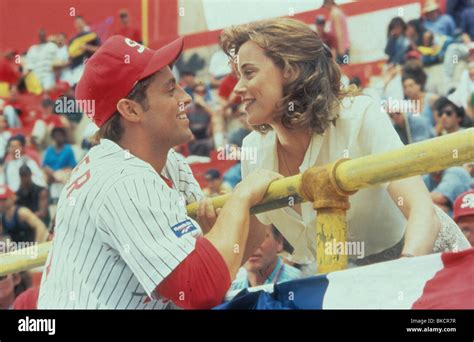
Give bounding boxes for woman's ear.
[116,99,142,123]
[283,65,298,83]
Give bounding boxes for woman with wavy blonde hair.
[220,18,469,267]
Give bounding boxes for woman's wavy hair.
[220,18,357,135]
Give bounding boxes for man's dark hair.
[19,164,32,176]
[434,97,465,118]
[97,73,156,142]
[271,225,294,254]
[8,134,26,147]
[51,127,67,138]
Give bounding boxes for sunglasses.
[441,109,454,117]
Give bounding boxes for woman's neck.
[272,123,312,161]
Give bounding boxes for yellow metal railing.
[1,128,473,276]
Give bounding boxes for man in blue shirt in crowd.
[422,0,457,37]
[423,166,471,217]
[231,225,301,291]
[42,127,77,202]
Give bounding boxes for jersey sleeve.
[171,150,204,204]
[96,173,201,297]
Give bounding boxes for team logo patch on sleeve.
[171,219,198,238]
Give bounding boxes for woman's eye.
[244,70,254,77]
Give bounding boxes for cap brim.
[139,36,184,81]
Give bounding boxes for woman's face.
[233,41,285,126]
[403,78,422,99]
[405,25,416,39]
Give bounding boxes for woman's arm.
[387,176,441,256]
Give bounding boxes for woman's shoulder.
[242,129,274,149]
[338,94,380,120]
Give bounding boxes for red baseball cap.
[453,190,474,222]
[75,35,184,127]
[0,185,14,199]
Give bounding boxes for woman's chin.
[246,111,270,127]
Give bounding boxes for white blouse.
[241,95,409,264]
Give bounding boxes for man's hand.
[196,197,221,234]
[234,169,283,206]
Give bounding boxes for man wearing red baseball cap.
[453,190,474,247]
[38,36,280,310]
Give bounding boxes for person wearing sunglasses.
[434,96,466,136]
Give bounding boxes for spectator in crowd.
[448,59,474,120]
[202,169,232,197]
[385,17,410,65]
[423,167,471,216]
[402,64,439,126]
[460,6,474,41]
[315,15,336,55]
[0,115,12,159]
[1,85,23,128]
[218,67,240,108]
[0,49,21,91]
[179,70,197,97]
[231,225,301,291]
[228,104,251,148]
[453,189,474,246]
[2,135,46,192]
[24,29,59,91]
[208,49,232,89]
[0,270,32,310]
[388,108,433,144]
[42,127,77,201]
[446,0,474,29]
[0,185,48,243]
[54,32,69,65]
[16,165,50,227]
[187,82,215,156]
[434,96,466,135]
[417,30,453,66]
[406,19,426,49]
[64,16,101,85]
[0,237,32,309]
[322,0,350,64]
[114,9,141,43]
[422,0,457,37]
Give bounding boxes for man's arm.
[18,207,48,242]
[34,189,49,221]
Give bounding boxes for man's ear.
[116,99,143,123]
[276,237,284,254]
[12,273,21,286]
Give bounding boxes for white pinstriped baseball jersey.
[38,139,203,309]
